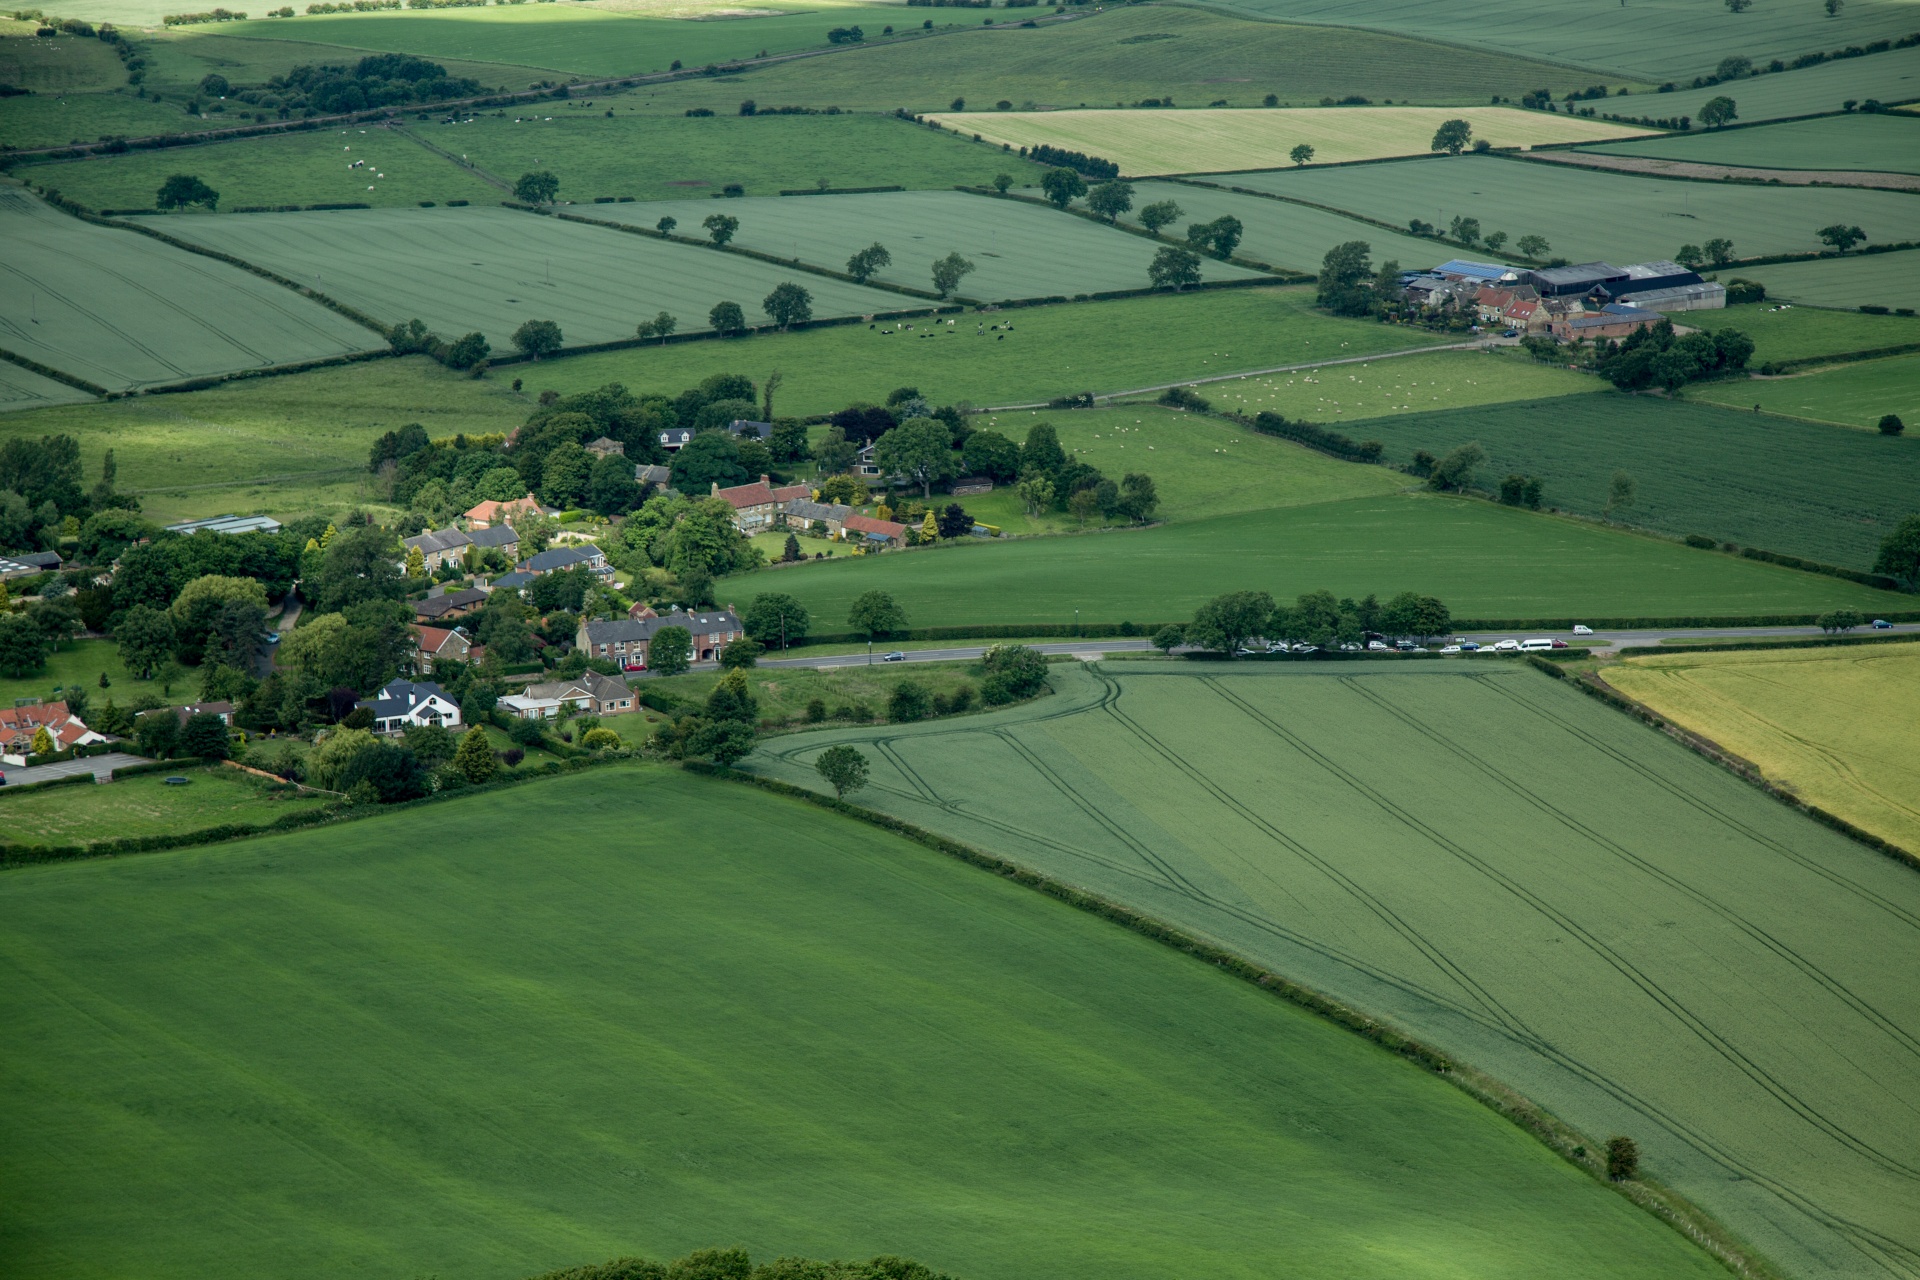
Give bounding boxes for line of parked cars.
[1242,632,1580,656]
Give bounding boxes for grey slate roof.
[787,499,853,525]
[523,546,603,573]
[403,526,472,556]
[467,524,520,550]
[355,680,453,719]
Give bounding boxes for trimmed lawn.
[0,768,328,845]
[0,638,142,710]
[1717,300,1920,364]
[1692,352,1920,430]
[1581,112,1920,175]
[1736,249,1920,312]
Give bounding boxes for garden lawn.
[157,204,909,350]
[0,638,141,710]
[1650,47,1920,124]
[0,764,1725,1280]
[1580,112,1920,175]
[1121,181,1459,275]
[427,111,1047,204]
[0,356,529,524]
[0,188,378,392]
[1693,351,1920,429]
[1717,300,1920,364]
[1224,154,1920,266]
[576,189,1265,302]
[1336,391,1920,568]
[1735,249,1920,312]
[745,660,1920,1280]
[0,768,329,845]
[18,123,502,212]
[1189,348,1599,424]
[524,287,1447,416]
[757,491,1905,629]
[935,106,1645,176]
[1606,640,1920,851]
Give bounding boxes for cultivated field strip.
[0,361,96,412]
[0,190,375,391]
[1579,114,1920,177]
[1121,181,1443,274]
[157,204,911,348]
[748,662,1920,1279]
[1733,250,1920,312]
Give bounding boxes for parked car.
[1459,641,1481,652]
[1394,639,1418,651]
[1366,640,1390,652]
[260,631,282,645]
[1872,619,1894,629]
[1501,329,1519,338]
[1493,639,1522,652]
[1440,644,1462,654]
[1292,643,1319,654]
[1551,639,1569,649]
[1338,642,1361,652]
[0,769,7,785]
[1572,624,1594,636]
[1520,638,1555,652]
[623,662,645,672]
[884,651,906,662]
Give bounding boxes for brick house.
[401,526,472,573]
[500,671,635,719]
[465,494,551,529]
[712,476,780,532]
[414,587,488,624]
[1550,303,1667,342]
[577,606,746,668]
[412,625,473,674]
[466,523,521,562]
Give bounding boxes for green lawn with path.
[1,768,328,845]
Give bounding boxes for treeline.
[1160,588,1454,655]
[1593,321,1754,392]
[530,1247,958,1280]
[226,54,485,115]
[1022,144,1120,180]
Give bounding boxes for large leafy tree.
[930,252,976,298]
[513,170,559,203]
[511,319,564,360]
[649,625,692,676]
[1429,118,1472,154]
[156,174,219,210]
[668,431,748,492]
[1149,246,1201,291]
[1874,514,1920,587]
[115,604,176,678]
[1317,240,1375,316]
[1086,180,1134,223]
[814,744,869,797]
[1186,590,1276,656]
[0,612,51,678]
[1040,167,1087,209]
[872,418,957,497]
[848,590,906,641]
[744,593,810,649]
[762,282,812,330]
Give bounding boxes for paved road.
[0,751,151,789]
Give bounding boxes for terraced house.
[713,475,811,534]
[577,606,746,668]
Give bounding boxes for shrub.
[888,680,932,722]
[1605,1135,1639,1180]
[580,727,622,750]
[805,698,827,722]
[1879,414,1905,436]
[508,717,548,747]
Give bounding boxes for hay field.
[580,190,1266,300]
[1581,112,1920,176]
[932,106,1647,175]
[159,204,909,348]
[1693,351,1920,430]
[1608,642,1920,852]
[748,660,1920,1280]
[0,189,377,392]
[1228,154,1920,266]
[1735,250,1920,312]
[0,765,1723,1280]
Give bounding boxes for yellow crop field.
[1607,642,1920,852]
[930,106,1650,175]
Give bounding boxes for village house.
[413,586,489,624]
[577,606,746,668]
[635,463,672,493]
[401,526,472,573]
[585,436,626,459]
[518,544,612,581]
[0,701,109,765]
[466,523,521,562]
[499,671,635,720]
[411,625,474,674]
[0,550,62,581]
[464,494,551,529]
[843,513,909,550]
[354,680,461,735]
[784,498,855,538]
[714,476,813,534]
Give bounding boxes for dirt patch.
[1528,149,1920,192]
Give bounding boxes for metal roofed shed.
[1525,262,1629,296]
[1611,281,1726,313]
[163,514,283,535]
[1431,259,1516,283]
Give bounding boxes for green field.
[524,286,1449,414]
[1736,249,1920,311]
[1719,300,1920,363]
[0,25,127,93]
[1692,350,1920,429]
[0,764,1725,1280]
[1,768,328,844]
[1651,47,1920,124]
[0,187,378,391]
[1334,391,1920,568]
[135,27,554,102]
[159,204,911,349]
[1581,111,1920,175]
[1224,153,1920,266]
[579,189,1266,301]
[626,658,995,727]
[1124,180,1474,274]
[0,356,527,522]
[1191,347,1600,423]
[1191,0,1920,81]
[438,110,1047,203]
[19,123,502,211]
[0,360,95,412]
[757,492,1903,629]
[745,660,1920,1280]
[0,638,143,709]
[0,86,199,149]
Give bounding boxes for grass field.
[0,768,328,844]
[0,357,528,523]
[1187,346,1600,422]
[1122,179,1451,273]
[934,106,1647,176]
[0,639,143,710]
[1607,641,1920,852]
[1650,47,1920,124]
[1735,249,1920,311]
[136,27,555,102]
[629,658,994,726]
[744,660,1920,1280]
[19,123,502,211]
[158,204,910,349]
[1717,300,1920,363]
[0,26,125,94]
[1692,351,1920,429]
[1338,392,1920,568]
[0,763,1725,1280]
[0,86,199,149]
[524,286,1449,414]
[1225,153,1920,266]
[1581,111,1920,175]
[0,187,378,391]
[578,189,1266,301]
[756,492,1904,629]
[1192,0,1920,82]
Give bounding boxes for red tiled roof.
[844,514,907,538]
[770,483,811,504]
[714,480,776,509]
[415,625,468,655]
[0,701,95,751]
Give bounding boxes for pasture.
[1341,392,1920,568]
[0,188,377,392]
[1225,153,1920,265]
[0,82,212,151]
[0,24,126,93]
[580,189,1267,301]
[1651,47,1920,124]
[0,765,1723,1280]
[1607,641,1920,852]
[135,28,555,103]
[437,111,1046,203]
[1123,180,1447,274]
[1692,351,1920,429]
[934,106,1646,176]
[746,660,1920,1280]
[1720,300,1920,363]
[158,204,909,348]
[1580,112,1920,175]
[758,492,1903,629]
[19,123,501,211]
[0,768,328,844]
[524,286,1448,415]
[1735,249,1920,311]
[1191,347,1599,422]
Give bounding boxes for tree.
[115,603,176,678]
[762,281,813,329]
[1825,0,1843,13]
[29,725,55,758]
[1698,95,1738,128]
[873,418,957,496]
[136,709,180,760]
[1716,54,1753,80]
[1014,475,1055,516]
[1317,239,1376,316]
[1873,514,1920,586]
[1290,142,1315,166]
[171,574,268,655]
[1152,623,1184,655]
[649,625,692,675]
[1516,234,1550,259]
[1137,199,1182,235]
[511,319,564,360]
[980,643,1048,703]
[639,311,677,344]
[1606,1136,1639,1181]
[1186,215,1242,259]
[936,503,973,538]
[846,242,892,283]
[1427,441,1486,492]
[930,252,976,298]
[708,300,747,334]
[688,716,756,765]
[1118,472,1159,523]
[848,590,906,641]
[1818,223,1866,253]
[745,593,810,648]
[1186,590,1274,656]
[513,170,559,203]
[0,612,51,677]
[1703,237,1735,266]
[815,744,869,797]
[1086,179,1134,223]
[588,453,641,515]
[702,213,739,246]
[888,679,932,722]
[1483,230,1509,254]
[445,725,495,784]
[1149,246,1202,291]
[1430,118,1473,154]
[719,637,764,669]
[180,710,231,760]
[1380,592,1451,640]
[1880,414,1905,436]
[156,173,219,210]
[445,331,490,369]
[1449,215,1482,246]
[1818,608,1865,633]
[1607,469,1637,515]
[961,429,1020,482]
[1040,166,1087,209]
[992,173,1014,193]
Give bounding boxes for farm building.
[1551,303,1668,341]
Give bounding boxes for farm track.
[1526,150,1920,192]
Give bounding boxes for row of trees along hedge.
[529,1247,957,1280]
[1162,588,1454,655]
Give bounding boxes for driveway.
[2,751,152,789]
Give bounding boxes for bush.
[718,638,763,669]
[1605,1135,1639,1180]
[1879,414,1905,436]
[1157,386,1211,411]
[1683,533,1718,549]
[888,680,932,722]
[507,718,547,747]
[805,698,827,723]
[580,727,622,750]
[979,643,1048,704]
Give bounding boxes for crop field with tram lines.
[1578,112,1920,176]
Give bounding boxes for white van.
[1520,638,1556,652]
